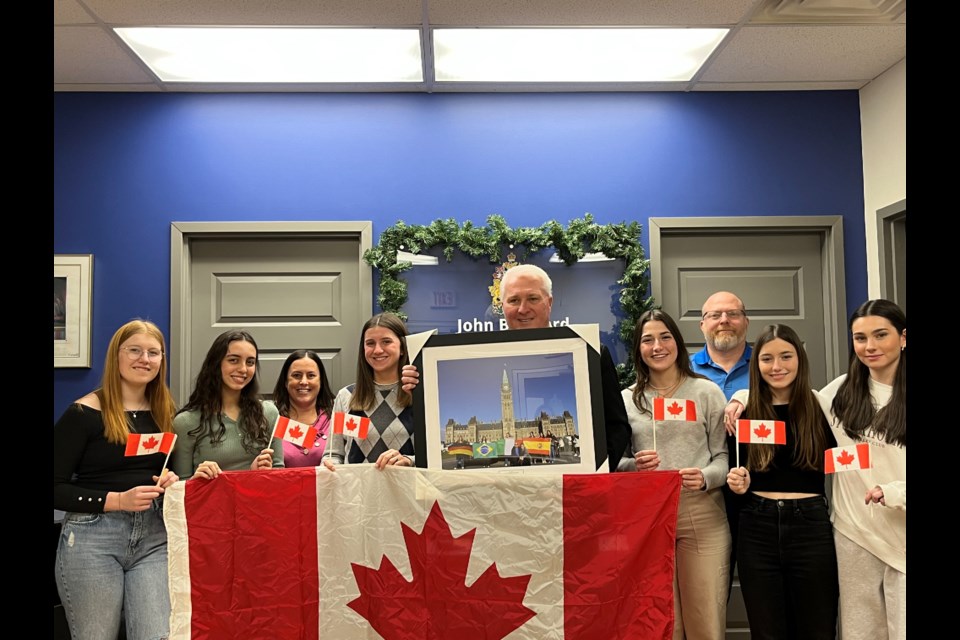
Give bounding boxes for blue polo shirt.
[690,345,752,401]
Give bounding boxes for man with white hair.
[404,264,631,471]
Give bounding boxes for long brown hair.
[97,320,176,444]
[744,324,830,471]
[350,313,411,411]
[630,309,705,416]
[178,330,270,453]
[831,299,906,447]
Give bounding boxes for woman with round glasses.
[172,330,283,480]
[267,349,335,467]
[54,320,179,639]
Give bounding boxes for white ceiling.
[53,0,906,93]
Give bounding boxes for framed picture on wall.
[411,325,609,474]
[54,254,93,368]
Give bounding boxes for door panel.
[661,232,827,387]
[171,222,373,405]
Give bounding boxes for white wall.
[859,58,906,298]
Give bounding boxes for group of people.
[627,291,905,640]
[53,262,905,640]
[54,312,415,639]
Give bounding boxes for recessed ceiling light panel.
[114,27,424,83]
[433,28,729,82]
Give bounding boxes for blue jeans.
[55,501,170,640]
[737,494,838,640]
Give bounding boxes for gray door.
[877,200,906,315]
[659,232,827,388]
[170,222,373,405]
[651,216,848,390]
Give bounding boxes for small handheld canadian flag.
[824,443,871,474]
[737,419,787,445]
[333,412,371,439]
[125,432,177,457]
[273,416,318,449]
[653,397,697,422]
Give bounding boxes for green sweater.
[172,402,284,478]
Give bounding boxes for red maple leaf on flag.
[754,423,771,439]
[289,425,303,439]
[346,418,358,432]
[667,401,684,416]
[142,436,159,450]
[348,501,535,640]
[836,449,855,466]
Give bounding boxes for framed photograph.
[412,325,609,474]
[54,254,93,368]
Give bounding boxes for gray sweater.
[618,376,729,490]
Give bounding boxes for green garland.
[363,213,654,387]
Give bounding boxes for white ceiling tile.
[429,0,759,26]
[55,0,95,25]
[701,24,905,83]
[79,0,422,25]
[54,26,157,85]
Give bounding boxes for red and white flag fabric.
[165,465,681,639]
[125,432,176,457]
[273,416,318,449]
[824,443,871,473]
[653,397,697,421]
[737,419,787,445]
[333,412,371,439]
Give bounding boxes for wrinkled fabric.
[165,466,680,639]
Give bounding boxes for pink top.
[281,411,330,468]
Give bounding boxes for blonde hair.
[97,320,176,444]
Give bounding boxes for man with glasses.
[690,291,751,398]
[690,291,751,602]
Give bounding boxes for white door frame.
[649,215,848,382]
[169,221,373,404]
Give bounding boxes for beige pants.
[673,488,731,640]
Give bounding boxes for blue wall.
[54,91,866,419]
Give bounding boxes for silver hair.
[500,264,553,297]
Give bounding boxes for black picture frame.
[412,326,608,473]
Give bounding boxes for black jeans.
[738,493,839,640]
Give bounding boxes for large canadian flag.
[165,465,681,639]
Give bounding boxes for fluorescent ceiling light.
[397,250,439,266]
[114,27,423,83]
[433,28,728,82]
